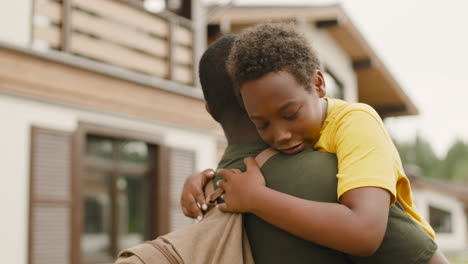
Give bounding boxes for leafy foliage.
[394,136,468,180]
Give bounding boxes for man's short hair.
[227,23,321,96]
[199,34,244,122]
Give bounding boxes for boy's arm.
[217,157,390,256]
[252,185,389,256]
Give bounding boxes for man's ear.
[205,102,215,119]
[313,70,326,98]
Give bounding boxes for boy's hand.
[180,169,215,220]
[217,157,266,213]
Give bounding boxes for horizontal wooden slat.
[85,156,150,175]
[71,32,168,78]
[35,0,62,23]
[72,9,169,59]
[173,25,192,46]
[73,0,169,38]
[0,48,223,134]
[169,149,195,231]
[172,65,193,85]
[173,45,192,66]
[170,205,194,230]
[33,25,61,48]
[32,206,70,264]
[30,127,72,264]
[32,130,71,201]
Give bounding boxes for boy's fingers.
[217,168,241,181]
[217,180,226,189]
[201,169,215,185]
[217,169,230,180]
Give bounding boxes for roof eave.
[209,5,419,117]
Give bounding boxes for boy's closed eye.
[255,121,269,131]
[283,107,301,120]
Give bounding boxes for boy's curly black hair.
[227,23,321,95]
[199,34,244,122]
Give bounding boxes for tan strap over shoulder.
[254,148,279,168]
[206,148,278,204]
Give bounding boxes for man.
[180,34,442,263]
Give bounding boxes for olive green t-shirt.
[214,141,437,264]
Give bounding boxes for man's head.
[199,34,244,123]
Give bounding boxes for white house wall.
[301,22,358,103]
[0,92,217,264]
[0,0,31,47]
[412,189,467,251]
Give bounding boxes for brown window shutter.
[29,127,72,264]
[168,148,196,231]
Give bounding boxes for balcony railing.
[32,0,195,85]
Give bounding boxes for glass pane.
[324,71,344,99]
[118,173,150,251]
[82,168,112,260]
[429,206,452,233]
[86,136,113,160]
[120,141,152,164]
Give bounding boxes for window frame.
[323,67,345,100]
[72,122,169,264]
[428,205,454,234]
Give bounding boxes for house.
[207,4,418,117]
[0,1,419,264]
[409,175,468,253]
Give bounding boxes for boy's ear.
[313,70,326,98]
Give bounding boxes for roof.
[409,176,468,205]
[209,4,419,118]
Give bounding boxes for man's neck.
[220,114,262,145]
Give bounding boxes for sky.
[340,0,468,158]
[203,0,468,157]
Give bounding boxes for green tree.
[395,136,468,180]
[394,135,440,178]
[440,139,468,180]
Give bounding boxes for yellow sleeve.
[334,107,397,204]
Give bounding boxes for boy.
[182,33,446,263]
[220,23,433,253]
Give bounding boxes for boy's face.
[241,70,326,154]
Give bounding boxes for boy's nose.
[274,129,292,145]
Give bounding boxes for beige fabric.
[116,200,253,264]
[115,148,277,264]
[116,241,180,264]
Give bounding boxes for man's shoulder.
[264,149,337,168]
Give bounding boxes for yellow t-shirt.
[314,98,435,238]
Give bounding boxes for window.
[429,206,453,233]
[29,124,194,264]
[323,70,344,100]
[144,0,191,19]
[82,135,156,263]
